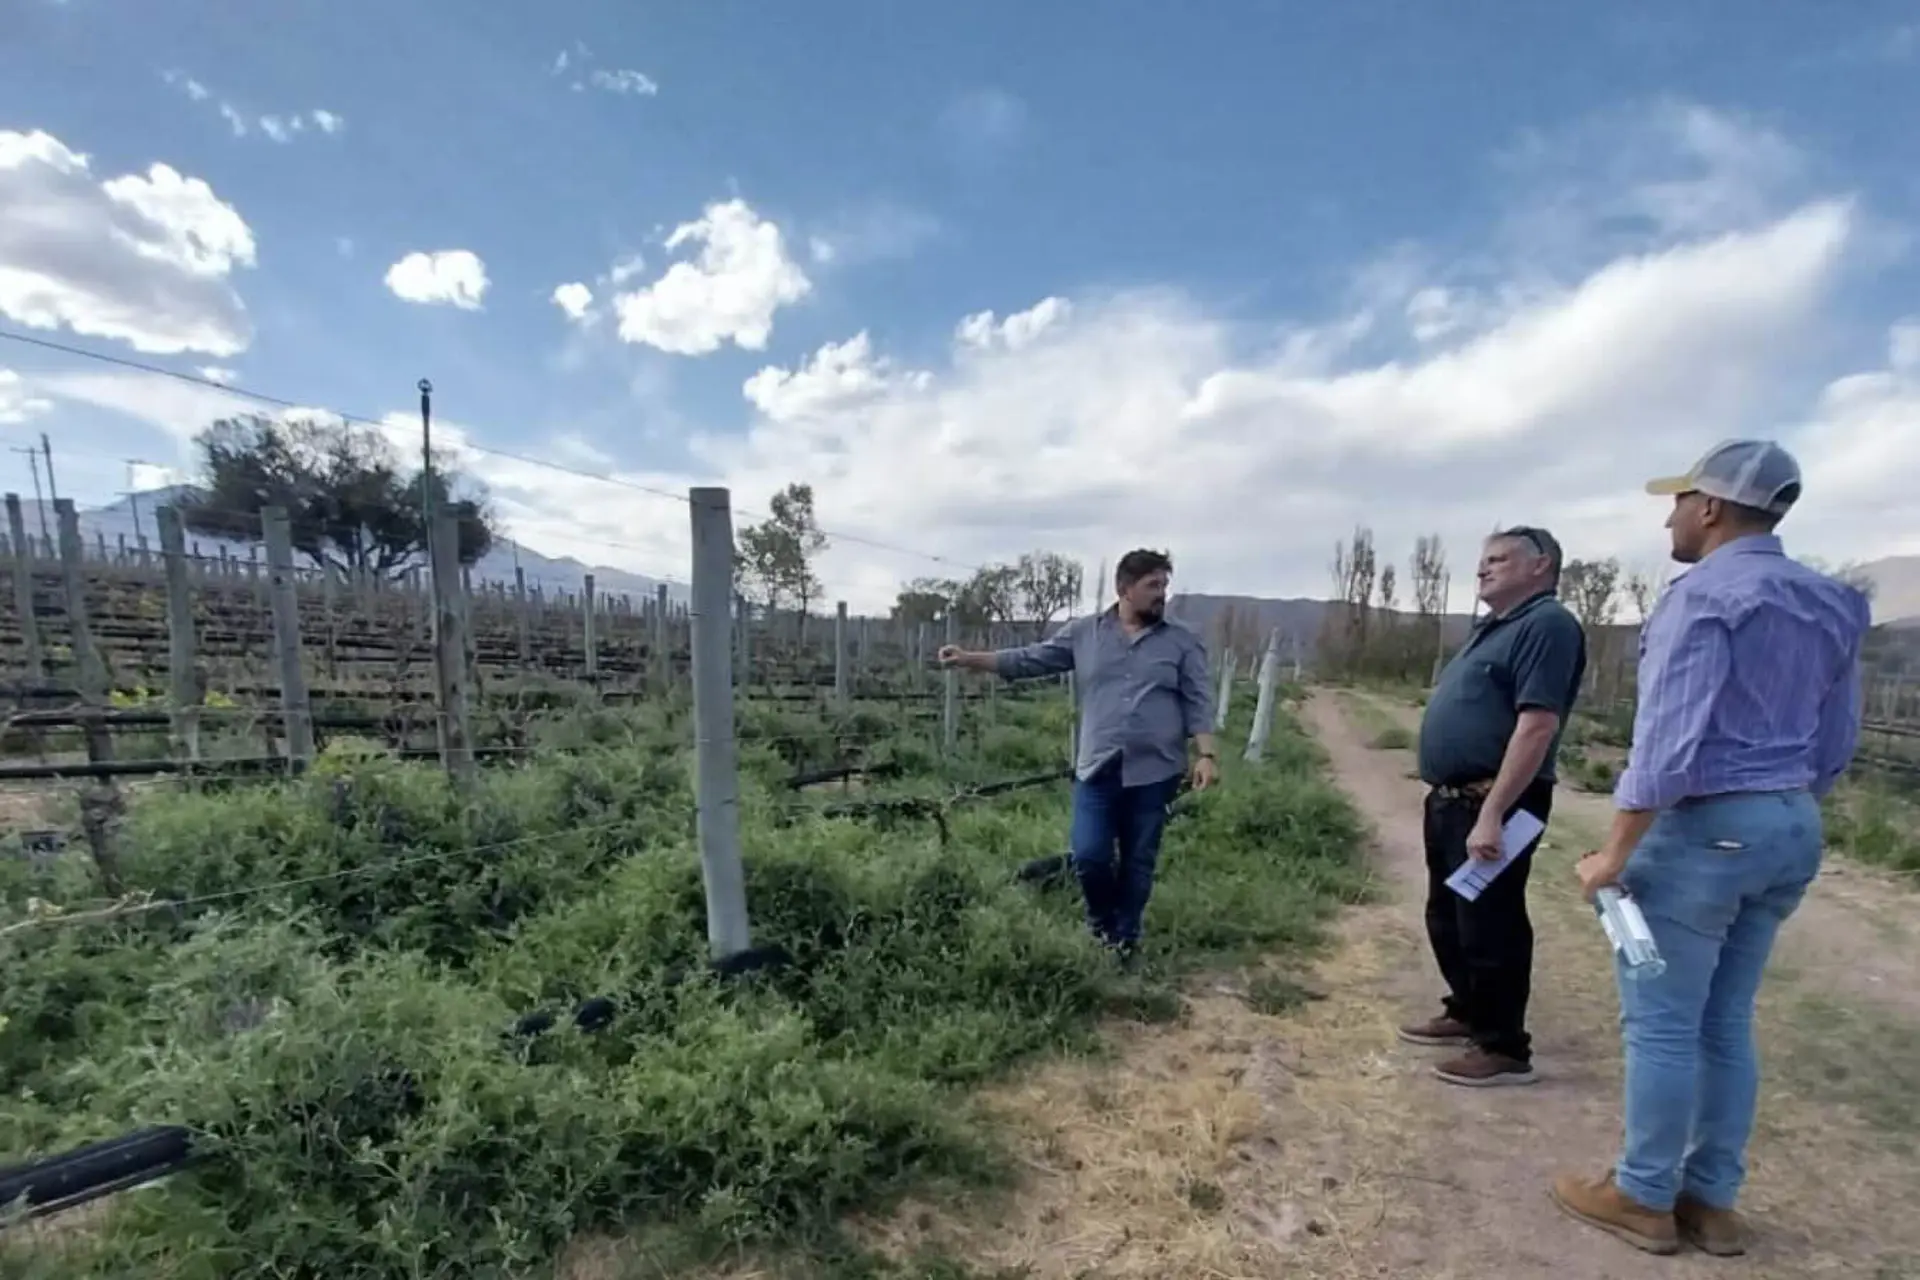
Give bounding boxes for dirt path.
[1300,689,1920,1278]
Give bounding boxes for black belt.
[1430,779,1494,801]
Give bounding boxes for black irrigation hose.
[0,945,795,1229]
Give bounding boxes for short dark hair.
[1492,525,1563,584]
[1722,488,1796,532]
[1115,548,1173,589]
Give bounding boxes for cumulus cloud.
[0,368,51,424]
[0,128,256,355]
[954,296,1072,352]
[195,365,237,384]
[32,103,1911,619]
[384,249,489,310]
[742,332,930,423]
[550,281,594,321]
[612,198,810,354]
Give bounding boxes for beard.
[1137,599,1166,622]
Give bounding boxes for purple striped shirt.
[1614,534,1871,812]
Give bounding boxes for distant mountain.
[1170,591,1479,659]
[1855,555,1920,625]
[10,489,690,606]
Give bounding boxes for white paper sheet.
[1445,808,1548,902]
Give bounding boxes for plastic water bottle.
[1595,886,1666,980]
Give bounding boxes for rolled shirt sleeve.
[994,617,1081,681]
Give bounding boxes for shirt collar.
[1702,532,1784,565]
[1477,588,1555,632]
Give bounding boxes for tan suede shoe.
[1549,1169,1680,1255]
[1676,1192,1749,1257]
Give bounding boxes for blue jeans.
[1613,789,1822,1211]
[1068,759,1181,948]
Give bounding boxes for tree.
[1015,551,1083,631]
[735,482,829,615]
[179,414,494,577]
[1623,566,1659,622]
[1561,557,1623,630]
[892,577,955,626]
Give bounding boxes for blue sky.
[3,0,1917,611]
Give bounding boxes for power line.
[1,327,989,575]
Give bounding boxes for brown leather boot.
[1549,1170,1680,1255]
[1676,1193,1748,1257]
[1396,1012,1471,1046]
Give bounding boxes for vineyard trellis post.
[1214,647,1235,732]
[942,610,959,752]
[688,486,752,960]
[55,499,124,892]
[734,592,750,686]
[428,509,476,784]
[582,572,599,687]
[4,494,43,682]
[261,506,316,764]
[1244,628,1281,762]
[513,566,531,672]
[834,601,849,704]
[653,583,669,693]
[155,506,203,762]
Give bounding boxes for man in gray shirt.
[938,549,1219,958]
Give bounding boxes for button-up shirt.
[1614,534,1871,812]
[996,607,1215,787]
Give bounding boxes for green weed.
[0,694,1361,1277]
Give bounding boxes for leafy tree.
[734,482,828,615]
[178,415,494,576]
[891,578,954,626]
[1015,551,1083,630]
[1561,557,1623,629]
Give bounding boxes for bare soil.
[804,690,1920,1280]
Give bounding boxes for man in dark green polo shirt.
[1398,525,1588,1088]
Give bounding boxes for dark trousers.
[1422,778,1554,1063]
[1068,757,1181,947]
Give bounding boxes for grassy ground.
[1,685,1367,1278]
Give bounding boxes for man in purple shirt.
[1550,440,1871,1258]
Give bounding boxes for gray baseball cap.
[1644,438,1802,516]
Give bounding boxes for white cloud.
[161,72,343,143]
[585,68,659,97]
[607,254,646,285]
[0,368,51,424]
[955,296,1071,351]
[0,128,256,355]
[384,249,489,310]
[1794,318,1920,561]
[551,281,593,321]
[612,198,810,355]
[196,365,237,384]
[32,103,1912,621]
[742,332,930,423]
